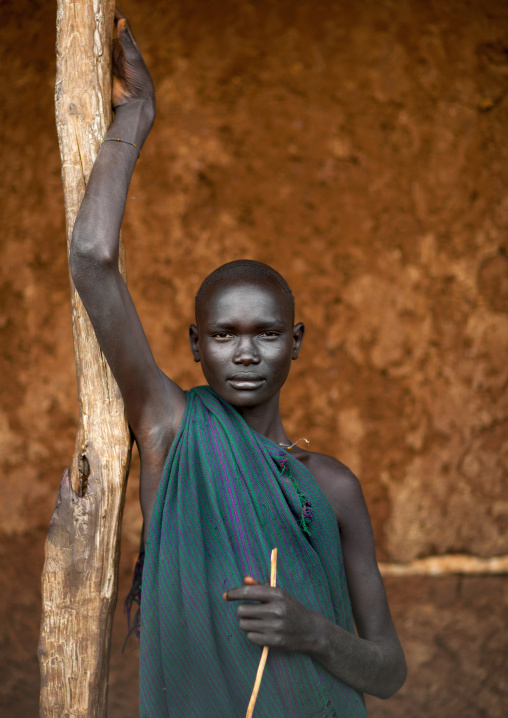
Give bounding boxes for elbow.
[69,228,117,287]
[377,653,407,700]
[364,640,407,699]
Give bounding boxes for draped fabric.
[139,386,368,717]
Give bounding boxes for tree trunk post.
[38,2,132,716]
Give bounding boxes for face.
[189,281,304,408]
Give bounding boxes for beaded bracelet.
[101,137,140,158]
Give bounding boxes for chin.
[231,394,269,408]
[219,389,265,407]
[208,383,278,409]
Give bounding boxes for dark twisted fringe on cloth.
[278,453,313,535]
[122,546,145,652]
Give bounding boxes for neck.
[235,393,290,446]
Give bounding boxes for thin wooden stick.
[246,548,278,718]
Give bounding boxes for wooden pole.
[38,1,132,716]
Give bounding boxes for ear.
[291,322,305,360]
[189,324,200,362]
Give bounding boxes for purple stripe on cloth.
[209,419,254,576]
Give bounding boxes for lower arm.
[306,612,407,699]
[105,98,155,149]
[70,100,155,270]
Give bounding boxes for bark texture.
[38,1,132,716]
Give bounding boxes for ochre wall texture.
[2,0,507,560]
[1,1,508,715]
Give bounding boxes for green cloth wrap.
[140,386,368,717]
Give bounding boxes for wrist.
[108,98,155,148]
[303,610,330,657]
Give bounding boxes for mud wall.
[2,1,508,716]
[2,0,507,562]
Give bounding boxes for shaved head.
[195,260,295,325]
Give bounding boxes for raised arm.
[69,11,186,451]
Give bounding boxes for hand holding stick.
[245,548,278,718]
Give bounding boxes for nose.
[233,336,260,365]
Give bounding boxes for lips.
[227,373,265,390]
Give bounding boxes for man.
[70,10,406,717]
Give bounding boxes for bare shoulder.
[291,448,365,527]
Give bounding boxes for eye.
[259,331,280,338]
[212,332,234,339]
